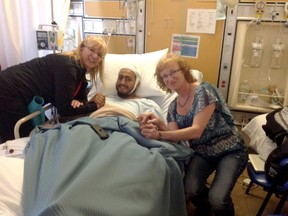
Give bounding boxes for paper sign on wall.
[171,34,200,58]
[186,9,216,34]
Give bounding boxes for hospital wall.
[83,0,225,86]
[145,0,224,85]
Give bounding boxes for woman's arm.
[141,103,215,142]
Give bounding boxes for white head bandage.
[120,65,141,94]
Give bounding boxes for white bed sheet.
[0,157,24,216]
[242,114,277,161]
[0,137,28,216]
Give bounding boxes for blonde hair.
[155,54,196,93]
[62,36,108,87]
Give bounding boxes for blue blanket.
[23,116,193,216]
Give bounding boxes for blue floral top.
[167,82,247,159]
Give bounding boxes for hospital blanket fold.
[89,104,137,120]
[23,116,192,216]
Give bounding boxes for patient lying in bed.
[89,65,164,121]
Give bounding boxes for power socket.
[243,178,251,186]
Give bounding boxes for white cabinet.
[65,0,83,51]
[66,0,145,54]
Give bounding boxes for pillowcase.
[99,48,169,97]
[242,114,277,161]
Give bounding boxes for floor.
[186,168,288,216]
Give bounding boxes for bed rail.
[14,104,58,139]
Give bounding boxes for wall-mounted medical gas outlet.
[255,0,266,18]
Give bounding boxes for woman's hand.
[138,113,164,140]
[138,112,158,126]
[138,112,167,131]
[90,93,106,109]
[71,100,83,108]
[138,113,153,128]
[140,123,161,140]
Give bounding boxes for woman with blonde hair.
[0,36,107,143]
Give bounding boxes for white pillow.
[242,114,277,161]
[99,48,169,97]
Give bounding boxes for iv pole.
[50,0,60,123]
[50,0,58,54]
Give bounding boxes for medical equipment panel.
[218,1,288,123]
[36,24,64,51]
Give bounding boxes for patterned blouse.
[167,82,247,159]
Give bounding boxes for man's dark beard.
[117,91,130,98]
[116,85,135,98]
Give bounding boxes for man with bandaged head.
[89,65,165,121]
[115,65,141,99]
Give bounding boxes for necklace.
[178,84,192,108]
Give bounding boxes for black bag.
[262,106,288,146]
[264,136,288,183]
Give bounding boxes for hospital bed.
[0,49,202,216]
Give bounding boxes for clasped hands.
[71,93,106,109]
[89,93,105,109]
[138,113,162,140]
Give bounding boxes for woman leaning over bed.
[139,54,248,216]
[0,36,107,143]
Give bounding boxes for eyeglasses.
[84,45,103,59]
[160,69,181,81]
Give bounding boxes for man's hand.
[90,93,106,109]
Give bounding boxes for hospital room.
[1,0,288,215]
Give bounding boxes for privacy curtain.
[0,0,70,70]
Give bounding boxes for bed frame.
[14,103,59,139]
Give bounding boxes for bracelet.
[158,130,162,140]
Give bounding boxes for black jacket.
[0,53,97,116]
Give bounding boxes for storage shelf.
[84,31,135,36]
[83,16,132,21]
[232,104,282,113]
[68,14,83,17]
[67,0,144,54]
[238,92,284,99]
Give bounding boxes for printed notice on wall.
[186,9,216,34]
[171,34,200,58]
